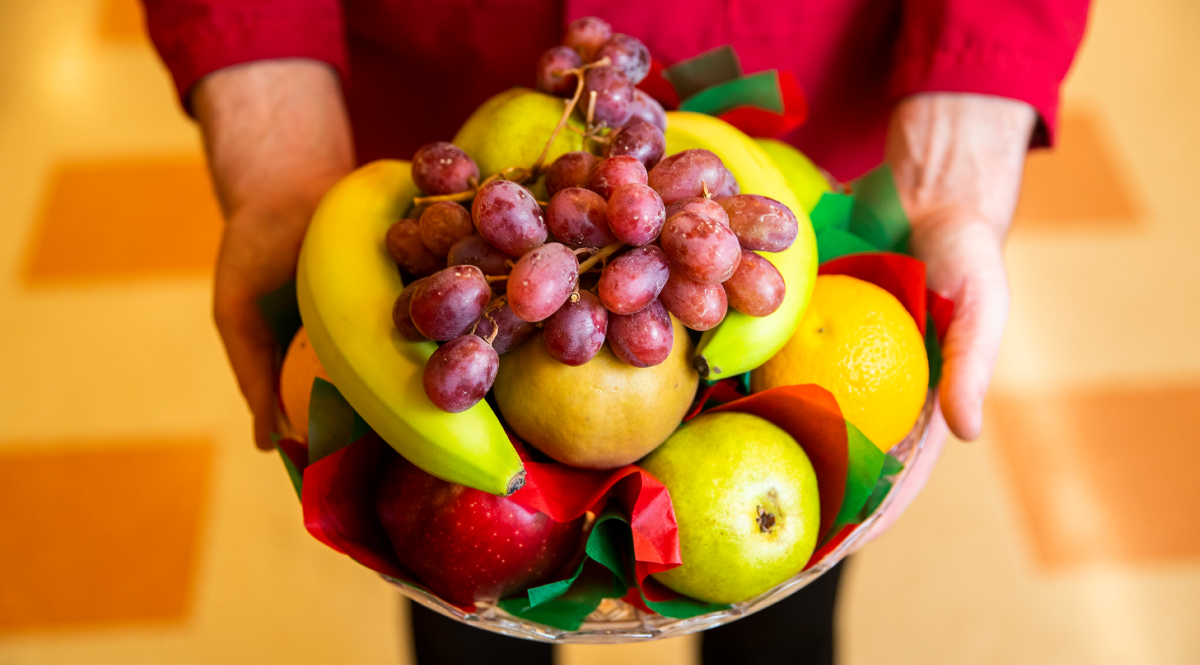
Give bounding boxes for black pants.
[410,562,844,665]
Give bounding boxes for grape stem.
[412,168,533,207]
[530,57,611,175]
[576,241,625,273]
[485,275,509,283]
[482,312,500,345]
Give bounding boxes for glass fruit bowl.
[381,390,936,644]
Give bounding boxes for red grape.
[724,250,786,317]
[546,187,618,249]
[408,266,492,341]
[507,243,580,322]
[608,299,674,367]
[596,34,650,85]
[392,278,429,341]
[419,201,474,257]
[412,142,479,196]
[598,245,670,315]
[660,272,727,330]
[582,66,634,129]
[628,89,667,132]
[563,16,612,62]
[447,234,513,277]
[545,151,599,198]
[472,179,548,257]
[386,218,443,277]
[423,335,499,413]
[536,45,583,97]
[647,149,727,204]
[606,183,665,247]
[665,196,729,227]
[718,194,799,252]
[660,211,742,284]
[543,290,608,366]
[586,155,647,200]
[716,166,740,196]
[606,119,665,168]
[474,300,536,354]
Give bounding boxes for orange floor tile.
[1013,108,1140,229]
[990,385,1200,567]
[22,156,223,285]
[0,441,213,633]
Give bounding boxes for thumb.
[912,213,1010,441]
[214,287,285,451]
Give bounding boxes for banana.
[754,138,832,215]
[664,112,819,380]
[297,160,524,496]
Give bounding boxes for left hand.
[863,93,1036,541]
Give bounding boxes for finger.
[917,218,1010,441]
[862,405,948,543]
[214,285,283,451]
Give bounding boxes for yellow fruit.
[493,319,698,469]
[452,88,585,180]
[754,138,831,215]
[751,275,928,451]
[665,112,818,379]
[298,160,524,496]
[279,327,330,441]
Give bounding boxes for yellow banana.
[297,160,524,496]
[664,112,819,380]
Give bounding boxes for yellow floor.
[0,0,1197,663]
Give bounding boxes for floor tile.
[990,385,1200,567]
[0,441,213,633]
[22,156,223,285]
[97,0,146,44]
[1013,109,1140,229]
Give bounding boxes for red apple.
[376,454,584,606]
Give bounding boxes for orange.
[751,275,928,452]
[279,327,330,441]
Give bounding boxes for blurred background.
[1,0,1197,663]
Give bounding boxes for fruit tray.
[381,390,934,644]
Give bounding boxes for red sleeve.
[142,0,349,111]
[890,0,1091,147]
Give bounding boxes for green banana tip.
[692,354,716,380]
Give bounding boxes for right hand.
[194,58,355,450]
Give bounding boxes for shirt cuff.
[890,41,1063,148]
[146,1,348,112]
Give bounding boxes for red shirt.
[144,0,1089,180]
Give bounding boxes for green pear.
[641,412,820,604]
[453,88,586,182]
[755,138,831,214]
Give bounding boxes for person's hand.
[863,93,1036,539]
[194,59,355,450]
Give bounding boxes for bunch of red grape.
[386,17,798,414]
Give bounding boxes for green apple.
[453,88,586,184]
[755,138,831,214]
[641,412,820,604]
